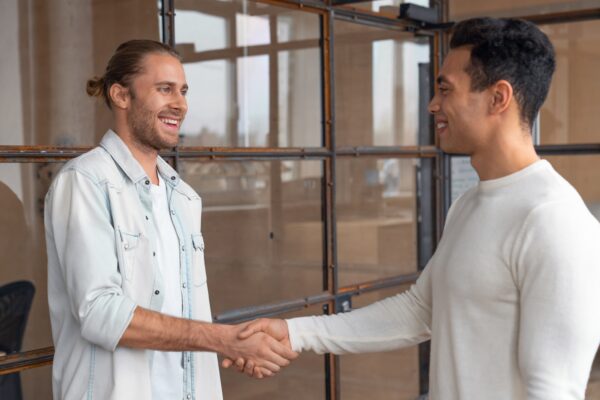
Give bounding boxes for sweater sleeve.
[286,266,432,354]
[513,201,600,400]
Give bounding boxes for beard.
[128,98,180,152]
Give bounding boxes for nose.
[428,93,440,115]
[171,92,188,114]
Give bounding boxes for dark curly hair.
[450,18,555,129]
[86,40,181,109]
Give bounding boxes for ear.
[489,80,513,115]
[108,83,131,110]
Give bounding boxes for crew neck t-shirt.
[149,175,184,400]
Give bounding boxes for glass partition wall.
[1,1,599,399]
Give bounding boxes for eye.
[158,86,172,94]
[438,86,450,95]
[181,88,188,97]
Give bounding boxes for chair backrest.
[0,281,35,354]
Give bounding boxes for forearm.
[119,307,297,375]
[288,285,431,354]
[118,306,228,353]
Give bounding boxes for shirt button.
[181,245,185,251]
[145,180,150,185]
[145,215,149,221]
[154,290,160,295]
[182,282,186,288]
[170,209,175,215]
[153,251,156,257]
[124,243,129,249]
[171,176,176,181]
[186,394,191,399]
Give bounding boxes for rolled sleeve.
[47,169,137,351]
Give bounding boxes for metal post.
[320,9,340,400]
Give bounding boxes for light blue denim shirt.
[45,130,222,400]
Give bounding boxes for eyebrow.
[156,81,189,90]
[436,75,450,85]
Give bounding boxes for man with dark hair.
[227,18,600,399]
[45,39,296,400]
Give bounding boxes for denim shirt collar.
[99,129,180,187]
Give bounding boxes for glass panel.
[450,0,598,20]
[348,0,429,12]
[277,10,320,43]
[0,163,62,356]
[175,0,321,147]
[334,20,430,147]
[236,12,270,47]
[278,48,321,147]
[450,156,478,204]
[337,158,418,287]
[589,353,600,399]
[180,60,234,146]
[175,8,229,53]
[340,285,420,400]
[237,55,270,146]
[179,160,324,313]
[221,304,326,399]
[542,155,600,222]
[12,363,53,400]
[539,20,600,144]
[0,0,160,145]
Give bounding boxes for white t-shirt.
[150,175,184,400]
[287,160,600,400]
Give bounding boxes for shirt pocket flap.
[191,234,207,286]
[192,234,205,252]
[119,230,140,250]
[117,229,140,280]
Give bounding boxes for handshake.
[219,318,297,379]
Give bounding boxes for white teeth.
[160,118,178,126]
[437,122,447,129]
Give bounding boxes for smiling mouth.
[436,121,448,132]
[159,117,180,129]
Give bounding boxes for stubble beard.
[128,100,179,152]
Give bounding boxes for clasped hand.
[221,318,295,379]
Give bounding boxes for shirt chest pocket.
[117,229,141,281]
[191,234,207,287]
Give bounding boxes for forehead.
[438,47,472,85]
[134,53,186,85]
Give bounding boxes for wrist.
[202,323,232,355]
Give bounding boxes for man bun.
[86,76,105,98]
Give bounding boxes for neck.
[128,141,160,184]
[470,126,539,181]
[113,123,159,185]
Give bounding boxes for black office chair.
[0,281,36,400]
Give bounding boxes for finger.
[238,320,267,339]
[266,340,298,365]
[257,366,273,378]
[235,358,245,372]
[277,343,299,361]
[244,360,255,377]
[221,358,233,369]
[254,358,281,373]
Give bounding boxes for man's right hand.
[217,320,297,379]
[221,318,294,378]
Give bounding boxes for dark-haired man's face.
[126,53,188,151]
[428,47,492,155]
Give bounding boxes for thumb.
[238,320,266,339]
